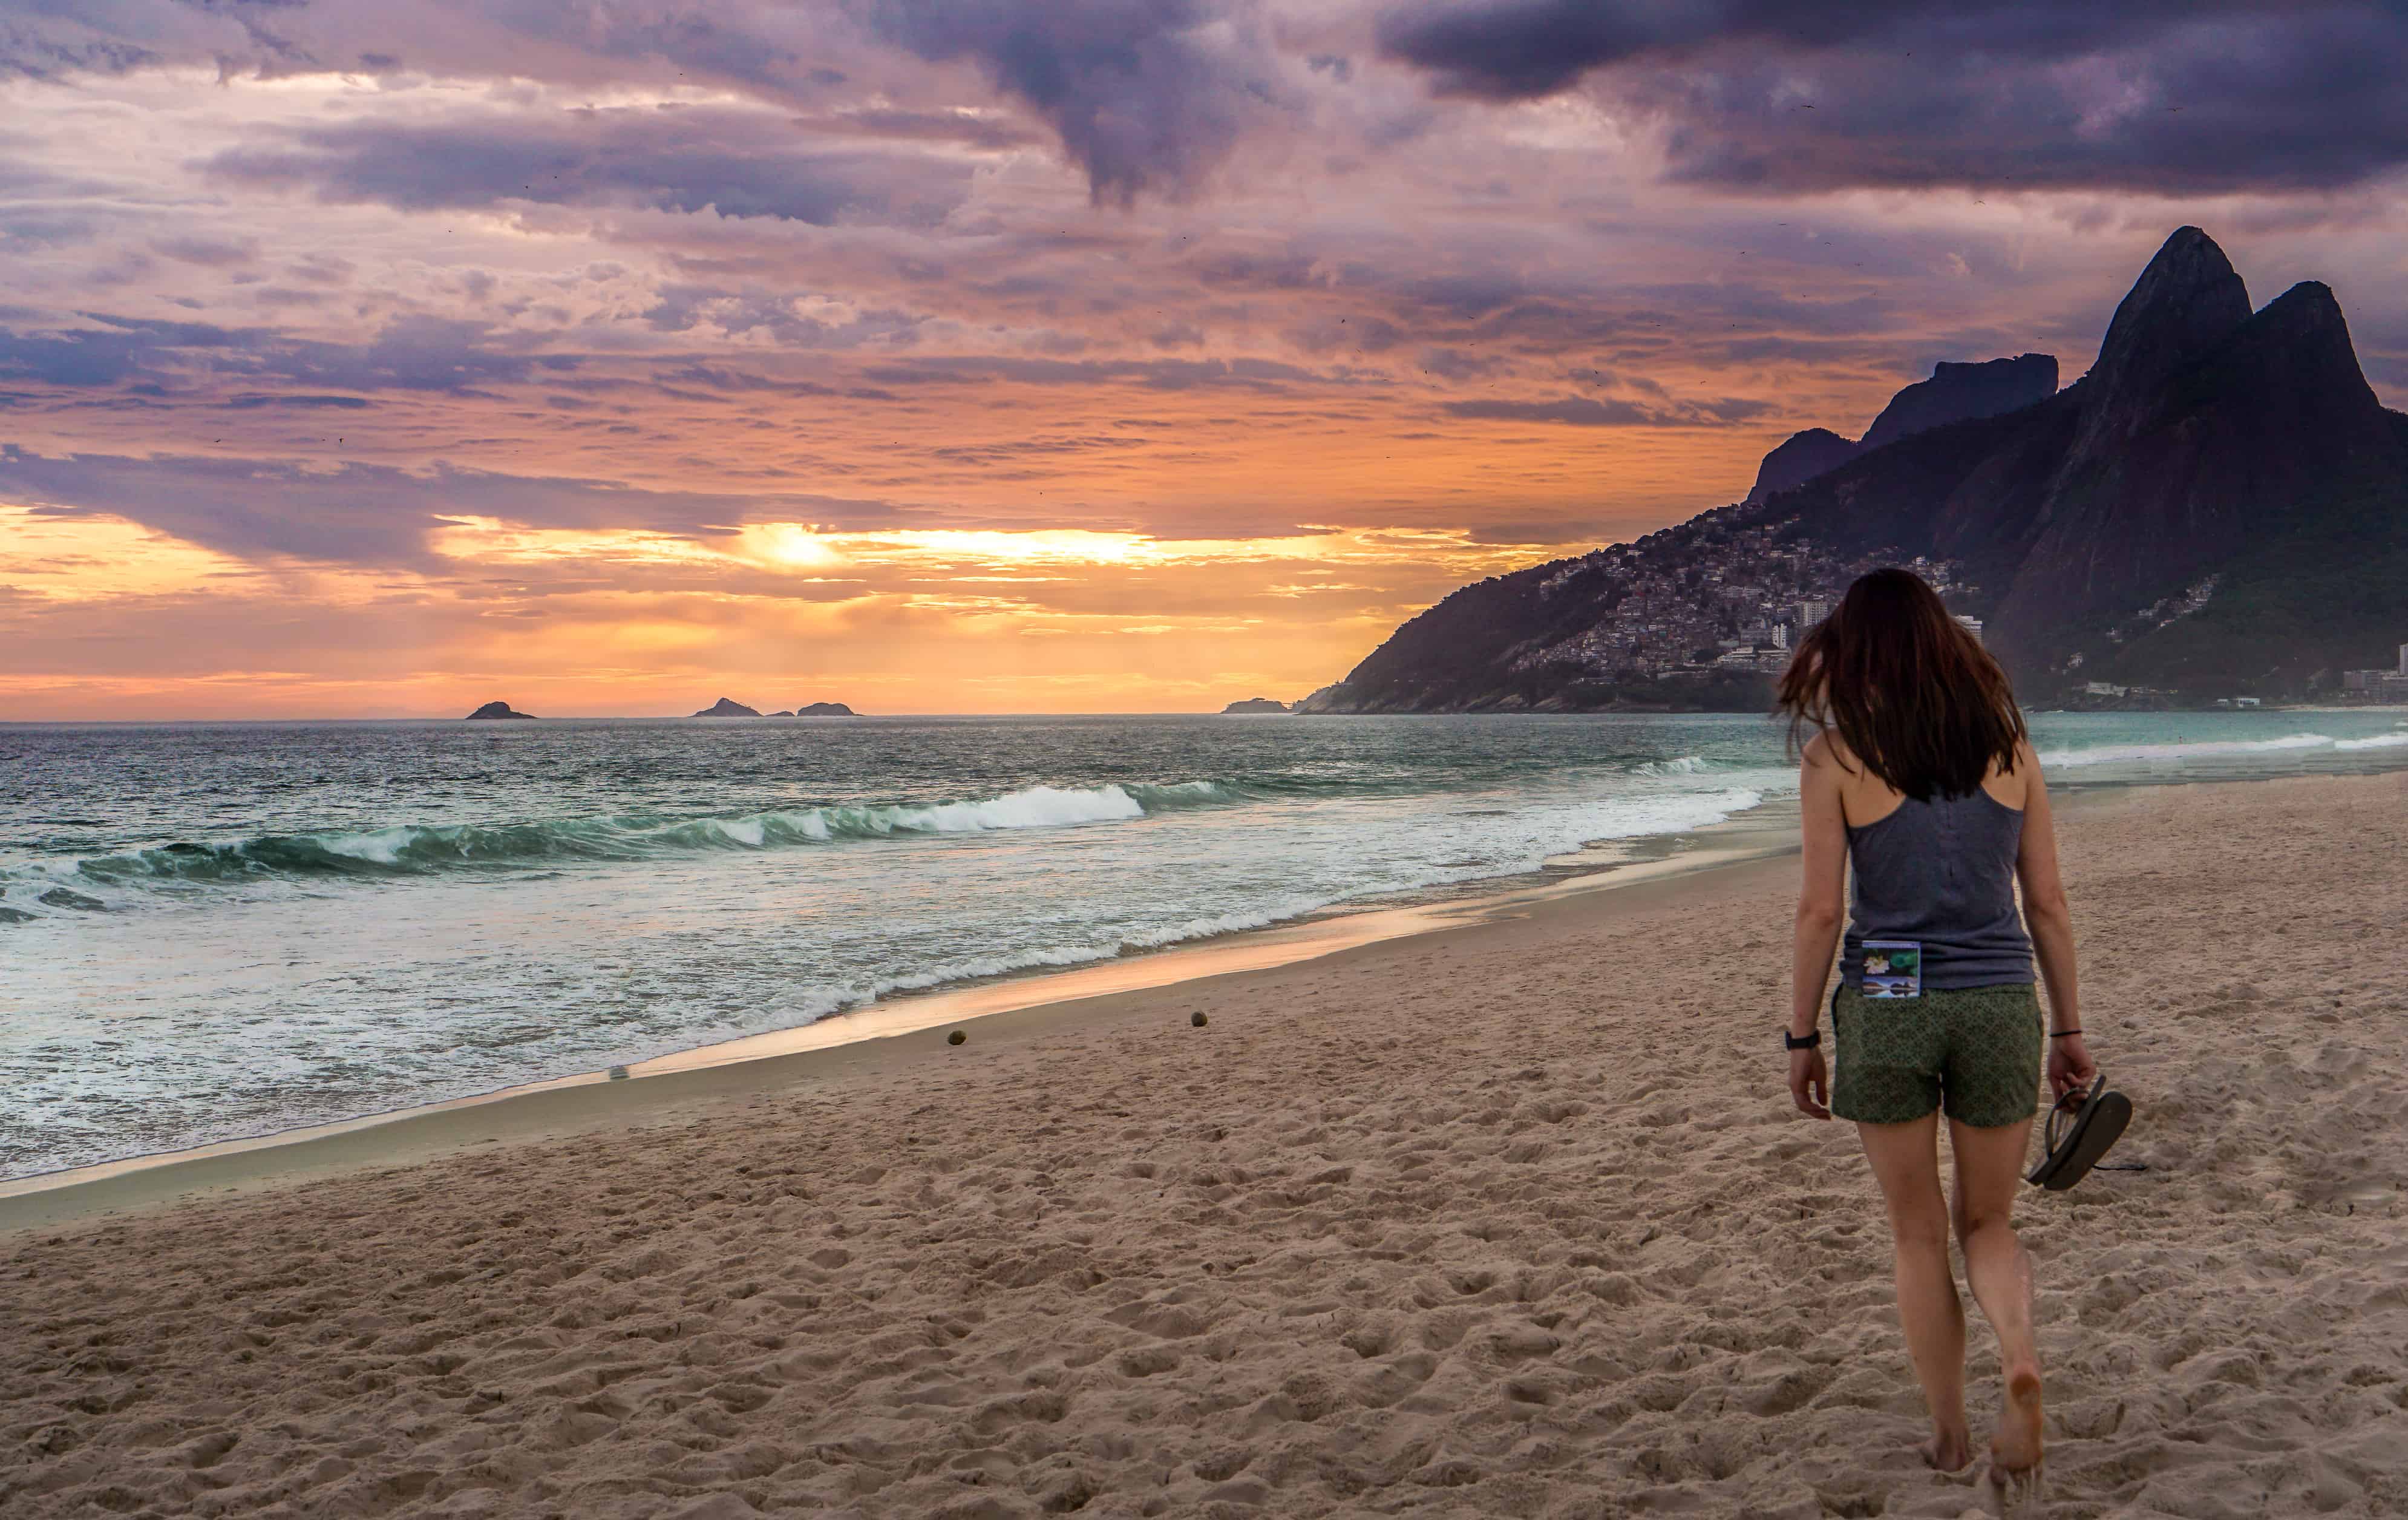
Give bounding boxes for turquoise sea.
[2,709,2403,1179]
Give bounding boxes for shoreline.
[0,803,1807,1231]
[9,771,2403,1518]
[0,751,2387,1227]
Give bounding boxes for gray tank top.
[1842,788,2035,991]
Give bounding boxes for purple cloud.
[852,0,1290,205]
[0,447,906,565]
[0,313,559,397]
[1378,1,2408,193]
[203,105,973,226]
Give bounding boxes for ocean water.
[2,709,2404,1179]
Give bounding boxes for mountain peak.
[1744,427,1859,505]
[1314,225,2408,715]
[2254,278,2346,332]
[2084,226,2251,406]
[1859,353,2058,451]
[1741,354,2057,505]
[2212,279,2381,418]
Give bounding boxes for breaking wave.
[25,781,1243,891]
[1635,755,1711,775]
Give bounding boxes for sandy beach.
[5,771,2405,1518]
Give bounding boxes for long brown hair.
[1776,568,2026,801]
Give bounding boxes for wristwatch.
[1784,1029,1822,1051]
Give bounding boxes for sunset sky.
[5,1,2406,717]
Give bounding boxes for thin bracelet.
[2049,1029,2082,1038]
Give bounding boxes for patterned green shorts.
[1831,983,2043,1129]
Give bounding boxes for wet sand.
[5,772,2406,1518]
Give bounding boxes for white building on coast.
[2340,642,2408,702]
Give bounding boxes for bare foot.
[1920,1429,1974,1472]
[1988,1364,2044,1482]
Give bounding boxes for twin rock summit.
[1306,228,2408,712]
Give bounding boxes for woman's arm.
[1788,736,1847,1118]
[2014,742,2096,1098]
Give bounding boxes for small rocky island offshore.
[465,701,538,720]
[1220,698,1292,713]
[691,699,861,716]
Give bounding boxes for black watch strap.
[1784,1029,1821,1050]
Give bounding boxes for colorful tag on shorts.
[1861,940,1923,999]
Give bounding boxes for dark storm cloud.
[0,318,180,387]
[223,393,371,409]
[1,447,459,563]
[0,13,170,80]
[0,313,557,397]
[0,447,904,565]
[851,0,1286,205]
[1376,1,2408,194]
[4,2,1292,210]
[203,105,972,226]
[0,1,823,98]
[1375,0,2220,98]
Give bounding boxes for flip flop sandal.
[2025,1074,2133,1191]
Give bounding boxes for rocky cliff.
[1744,428,1861,506]
[1743,354,2059,505]
[1305,229,2408,710]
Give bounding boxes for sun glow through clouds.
[1,4,2402,716]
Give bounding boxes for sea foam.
[2040,733,2337,768]
[1635,755,1710,775]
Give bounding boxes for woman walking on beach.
[1777,569,2094,1489]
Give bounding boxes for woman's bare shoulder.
[2015,738,2051,795]
[1803,730,1861,771]
[1985,738,2044,806]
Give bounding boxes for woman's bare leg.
[1856,1114,1972,1470]
[1949,1116,2043,1482]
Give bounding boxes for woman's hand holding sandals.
[2047,1030,2096,1102]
